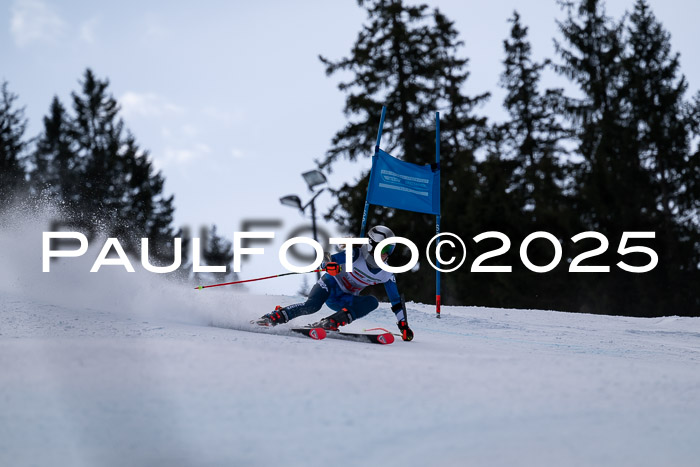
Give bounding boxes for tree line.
[319,0,699,317]
[2,0,697,314]
[0,69,235,284]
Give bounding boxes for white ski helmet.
[361,225,396,268]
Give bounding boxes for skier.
[254,225,414,341]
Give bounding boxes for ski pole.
[194,269,323,290]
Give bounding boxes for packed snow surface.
[1,213,699,466]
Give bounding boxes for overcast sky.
[4,0,699,296]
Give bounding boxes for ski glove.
[325,262,340,276]
[397,319,414,342]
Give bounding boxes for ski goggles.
[368,239,395,256]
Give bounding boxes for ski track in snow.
[1,211,700,467]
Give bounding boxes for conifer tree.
[424,9,490,307]
[554,0,639,314]
[555,0,634,232]
[71,69,176,259]
[30,97,78,201]
[31,69,177,264]
[70,69,126,219]
[320,0,436,168]
[473,11,575,311]
[500,11,569,227]
[622,0,699,313]
[321,0,487,304]
[0,81,29,209]
[555,0,699,315]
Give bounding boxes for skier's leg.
[347,295,379,321]
[281,278,331,321]
[317,295,379,331]
[254,276,333,326]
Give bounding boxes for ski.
[290,326,327,340]
[250,318,392,345]
[326,329,394,345]
[249,318,326,341]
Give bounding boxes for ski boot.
[252,306,289,327]
[315,308,353,331]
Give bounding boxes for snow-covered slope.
[2,212,699,467]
